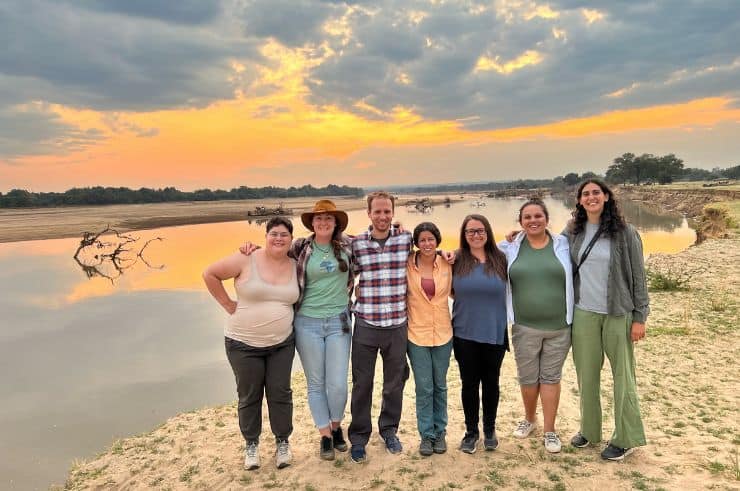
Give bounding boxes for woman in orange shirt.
[406,222,453,457]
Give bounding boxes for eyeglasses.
[464,228,486,237]
[268,232,291,239]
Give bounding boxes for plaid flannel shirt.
[352,226,413,327]
[289,233,355,312]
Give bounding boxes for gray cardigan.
[562,223,650,323]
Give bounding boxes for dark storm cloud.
[0,105,105,160]
[300,0,740,128]
[0,0,258,111]
[78,0,223,25]
[0,0,258,158]
[237,0,338,47]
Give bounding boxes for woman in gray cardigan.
[563,179,649,461]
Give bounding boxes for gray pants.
[348,319,409,446]
[225,335,294,443]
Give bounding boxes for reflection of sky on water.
[0,197,695,489]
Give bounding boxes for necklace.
[313,241,331,260]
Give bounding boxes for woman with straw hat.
[294,200,355,461]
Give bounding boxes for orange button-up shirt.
[406,252,453,347]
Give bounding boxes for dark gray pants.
[348,320,409,446]
[225,336,294,443]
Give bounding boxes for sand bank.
[0,195,463,243]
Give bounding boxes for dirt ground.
[61,234,739,490]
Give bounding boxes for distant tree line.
[605,153,740,185]
[0,184,364,208]
[398,172,603,194]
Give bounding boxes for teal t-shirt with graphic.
[509,238,568,330]
[298,243,350,318]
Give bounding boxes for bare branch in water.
[73,226,164,282]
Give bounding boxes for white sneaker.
[244,441,260,470]
[275,439,292,469]
[544,432,562,453]
[513,420,536,438]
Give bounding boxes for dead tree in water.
[73,226,164,282]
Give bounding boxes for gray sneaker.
[275,439,292,469]
[483,431,499,451]
[433,432,447,454]
[570,432,590,448]
[459,432,479,454]
[244,441,260,470]
[419,437,434,456]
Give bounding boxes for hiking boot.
[383,434,403,454]
[601,443,634,461]
[433,432,447,454]
[513,420,536,438]
[332,427,348,452]
[483,431,499,451]
[320,436,334,461]
[459,432,479,454]
[244,441,260,470]
[350,444,367,463]
[570,432,590,448]
[419,437,434,457]
[275,439,292,469]
[544,432,562,453]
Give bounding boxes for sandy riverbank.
[61,233,739,490]
[0,197,366,243]
[0,195,464,243]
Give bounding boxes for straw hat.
[301,199,349,232]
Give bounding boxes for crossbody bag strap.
[573,225,603,277]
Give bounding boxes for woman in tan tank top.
[203,217,299,471]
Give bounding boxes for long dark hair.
[330,223,349,272]
[570,179,626,238]
[454,214,507,280]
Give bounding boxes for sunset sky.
[1,0,739,192]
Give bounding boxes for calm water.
[0,197,694,489]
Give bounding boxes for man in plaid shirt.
[348,191,413,463]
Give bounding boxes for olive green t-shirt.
[509,238,568,330]
[298,243,349,318]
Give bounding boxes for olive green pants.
[572,308,646,449]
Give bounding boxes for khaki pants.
[572,308,646,449]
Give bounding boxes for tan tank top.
[225,254,299,347]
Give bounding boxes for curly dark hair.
[569,179,626,237]
[454,214,507,280]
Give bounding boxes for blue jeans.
[294,310,352,429]
[407,339,453,439]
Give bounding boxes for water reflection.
[553,195,685,232]
[72,227,165,282]
[0,197,695,489]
